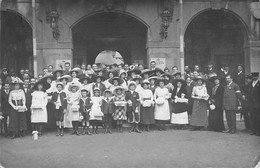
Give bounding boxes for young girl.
[101,89,113,134]
[31,80,50,136]
[140,80,155,131]
[125,81,141,133]
[79,76,93,97]
[51,82,67,136]
[154,78,171,131]
[79,89,92,135]
[113,86,127,132]
[67,83,81,135]
[89,88,104,134]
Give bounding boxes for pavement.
[0,122,260,168]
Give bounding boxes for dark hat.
[42,75,55,82]
[59,75,72,82]
[156,77,167,85]
[53,69,64,76]
[127,68,141,76]
[245,74,252,79]
[209,76,221,83]
[107,70,118,77]
[131,75,142,81]
[80,88,89,93]
[153,68,164,75]
[79,76,92,84]
[148,75,161,81]
[173,71,181,76]
[33,80,51,91]
[92,75,106,82]
[109,77,124,85]
[161,74,172,80]
[140,69,153,77]
[193,75,206,82]
[173,79,187,87]
[251,72,259,78]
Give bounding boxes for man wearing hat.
[222,75,242,134]
[233,64,245,93]
[248,72,260,136]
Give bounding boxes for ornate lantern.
[160,8,172,40]
[46,10,60,40]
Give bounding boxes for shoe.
[75,131,80,136]
[108,130,112,134]
[10,134,16,139]
[222,130,231,133]
[135,128,142,133]
[86,131,92,135]
[230,130,236,134]
[60,129,64,136]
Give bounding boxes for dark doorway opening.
[1,11,33,73]
[184,9,247,72]
[72,12,147,66]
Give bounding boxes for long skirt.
[154,100,170,121]
[171,112,189,124]
[190,99,208,127]
[9,108,27,132]
[208,108,225,132]
[46,103,56,129]
[140,106,155,124]
[31,107,48,123]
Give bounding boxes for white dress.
[67,91,81,121]
[89,96,103,121]
[31,91,48,123]
[154,87,170,120]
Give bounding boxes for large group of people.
[0,61,259,140]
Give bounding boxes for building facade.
[0,0,259,76]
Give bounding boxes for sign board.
[56,59,72,70]
[150,58,166,70]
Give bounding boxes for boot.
[86,127,91,135]
[56,127,60,136]
[82,127,86,135]
[135,124,142,133]
[129,123,134,133]
[119,124,123,133]
[60,127,64,136]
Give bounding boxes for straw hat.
[128,81,137,89]
[55,82,64,89]
[68,82,80,92]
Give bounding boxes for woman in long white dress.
[154,78,171,131]
[31,81,50,136]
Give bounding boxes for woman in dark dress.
[8,79,27,139]
[208,76,225,132]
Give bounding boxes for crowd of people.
[0,61,259,139]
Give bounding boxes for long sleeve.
[8,91,15,109]
[21,91,26,107]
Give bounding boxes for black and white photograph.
[0,0,260,168]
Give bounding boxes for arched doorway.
[72,12,148,66]
[184,9,248,72]
[1,11,33,73]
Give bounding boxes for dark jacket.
[233,71,245,92]
[249,80,260,109]
[171,87,188,113]
[101,98,114,114]
[1,89,12,115]
[51,91,67,111]
[24,87,32,109]
[79,97,92,115]
[223,82,242,111]
[209,85,224,110]
[125,90,140,112]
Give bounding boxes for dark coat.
[101,98,114,114]
[233,71,245,92]
[24,88,32,109]
[125,90,140,112]
[249,80,260,109]
[51,92,67,111]
[1,90,12,115]
[92,83,106,95]
[171,87,188,113]
[223,82,241,111]
[79,97,92,114]
[210,85,224,110]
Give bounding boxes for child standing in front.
[125,81,141,133]
[51,82,67,136]
[79,89,92,135]
[101,89,114,134]
[89,88,104,134]
[67,83,81,135]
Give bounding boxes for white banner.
[150,58,166,70]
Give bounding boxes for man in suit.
[222,75,242,134]
[1,83,12,136]
[23,79,32,133]
[249,72,260,136]
[233,64,245,93]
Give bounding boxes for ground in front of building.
[0,121,260,168]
